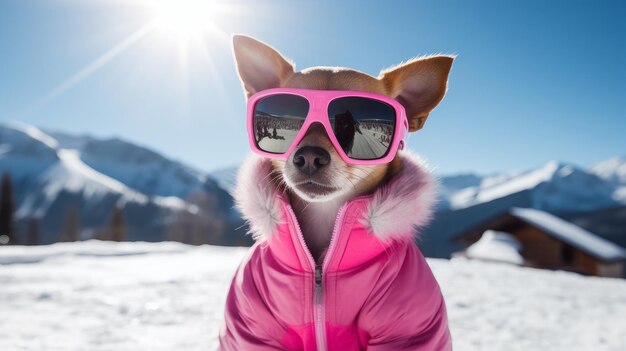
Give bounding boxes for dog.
[219,35,454,351]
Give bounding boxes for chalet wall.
[597,262,625,278]
[512,225,598,275]
[514,226,562,267]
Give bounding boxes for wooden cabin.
[453,207,626,278]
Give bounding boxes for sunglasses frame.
[246,88,408,165]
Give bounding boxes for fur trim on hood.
[233,151,438,241]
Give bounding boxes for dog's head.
[233,35,453,203]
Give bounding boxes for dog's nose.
[293,146,330,176]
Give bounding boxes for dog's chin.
[289,180,343,203]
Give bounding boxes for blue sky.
[0,0,624,175]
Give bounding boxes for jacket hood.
[233,150,438,242]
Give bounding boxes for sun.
[24,0,237,116]
[152,0,224,36]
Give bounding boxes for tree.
[26,217,40,246]
[59,205,80,242]
[95,206,126,242]
[109,206,125,242]
[0,173,15,245]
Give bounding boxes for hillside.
[1,241,625,350]
[439,160,621,212]
[0,124,247,246]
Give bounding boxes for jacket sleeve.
[358,244,452,351]
[218,249,285,351]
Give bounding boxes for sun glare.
[153,0,222,36]
[23,0,237,117]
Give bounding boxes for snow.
[592,156,626,186]
[30,149,151,218]
[614,187,626,202]
[464,230,524,265]
[0,242,241,350]
[2,241,626,351]
[591,156,626,203]
[55,149,139,197]
[47,149,195,212]
[8,123,59,149]
[45,130,212,199]
[447,162,559,208]
[1,124,195,213]
[0,125,59,179]
[153,196,198,212]
[78,138,208,198]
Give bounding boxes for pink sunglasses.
[246,88,408,165]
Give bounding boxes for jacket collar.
[233,150,438,242]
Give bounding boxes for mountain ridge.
[0,123,247,246]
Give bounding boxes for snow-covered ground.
[1,241,625,351]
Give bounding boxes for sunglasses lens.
[328,97,396,160]
[253,94,309,154]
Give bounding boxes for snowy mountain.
[1,241,625,351]
[590,156,626,202]
[439,161,621,212]
[46,130,215,198]
[0,124,246,245]
[79,138,207,198]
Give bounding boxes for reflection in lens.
[253,94,309,153]
[328,97,396,160]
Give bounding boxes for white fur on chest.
[291,195,349,261]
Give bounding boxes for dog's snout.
[293,146,330,176]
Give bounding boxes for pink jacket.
[219,151,452,350]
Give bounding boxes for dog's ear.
[379,55,454,132]
[232,35,295,98]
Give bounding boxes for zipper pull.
[314,264,323,305]
[315,264,323,287]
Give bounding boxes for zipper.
[287,204,349,351]
[314,264,325,351]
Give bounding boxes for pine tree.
[27,217,40,246]
[109,206,125,242]
[0,173,15,245]
[59,205,80,242]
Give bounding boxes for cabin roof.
[455,207,626,262]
